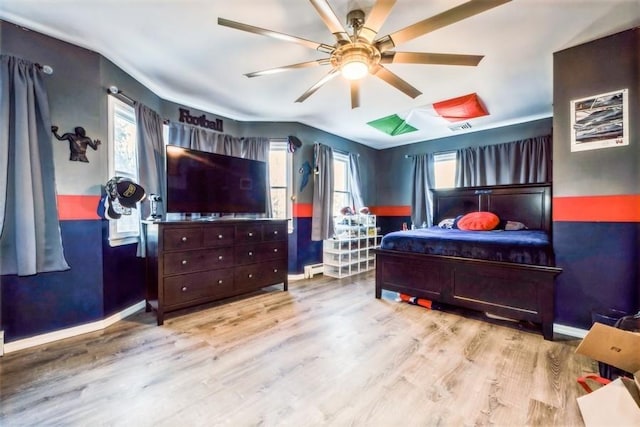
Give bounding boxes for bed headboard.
[432,183,552,233]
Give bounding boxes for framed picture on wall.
[570,88,629,152]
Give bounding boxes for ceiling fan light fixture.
[333,43,379,81]
[341,56,369,80]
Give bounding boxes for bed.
[374,183,562,340]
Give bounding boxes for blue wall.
[2,221,103,339]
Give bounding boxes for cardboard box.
[575,322,640,426]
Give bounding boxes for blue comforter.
[380,227,554,266]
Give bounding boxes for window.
[269,140,293,232]
[107,95,140,246]
[434,151,456,189]
[333,152,350,217]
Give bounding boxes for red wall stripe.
[293,203,312,218]
[371,206,411,216]
[57,195,101,220]
[60,195,638,223]
[553,195,640,222]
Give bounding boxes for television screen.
[165,145,267,214]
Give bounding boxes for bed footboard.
[374,249,562,340]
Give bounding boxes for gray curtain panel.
[348,153,364,211]
[0,55,69,275]
[169,122,237,154]
[456,135,552,186]
[311,143,334,241]
[167,122,272,217]
[411,153,435,227]
[135,102,166,257]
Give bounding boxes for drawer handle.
[248,232,253,237]
[218,279,223,285]
[274,230,278,235]
[248,251,253,256]
[181,236,188,242]
[273,248,278,253]
[218,234,223,239]
[181,286,188,292]
[218,255,223,260]
[248,274,253,278]
[181,260,188,265]
[273,269,278,273]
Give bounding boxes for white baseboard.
[553,323,589,339]
[3,300,146,354]
[288,273,305,281]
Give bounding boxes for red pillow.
[457,212,500,231]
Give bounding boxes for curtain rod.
[35,63,53,75]
[405,150,455,158]
[107,85,135,105]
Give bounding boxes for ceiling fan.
[218,0,511,109]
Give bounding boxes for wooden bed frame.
[374,183,562,340]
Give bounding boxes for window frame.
[107,95,141,247]
[433,151,457,189]
[269,139,294,233]
[332,151,351,217]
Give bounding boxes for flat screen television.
[165,145,267,214]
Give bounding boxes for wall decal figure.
[298,160,312,192]
[51,125,101,162]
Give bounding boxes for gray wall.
[553,28,639,197]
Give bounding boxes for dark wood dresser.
[144,219,288,325]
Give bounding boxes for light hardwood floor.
[0,272,595,426]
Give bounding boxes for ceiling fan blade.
[245,59,331,78]
[360,0,397,43]
[378,0,511,50]
[218,17,334,53]
[371,65,422,99]
[309,0,351,44]
[350,80,360,109]
[381,51,483,66]
[295,68,341,103]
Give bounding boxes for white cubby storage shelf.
[323,214,381,278]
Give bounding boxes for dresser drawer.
[235,223,263,243]
[234,259,287,291]
[263,222,287,241]
[163,227,203,251]
[234,241,286,264]
[164,268,235,306]
[203,225,235,247]
[163,247,234,275]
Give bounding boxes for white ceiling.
[2,0,639,149]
